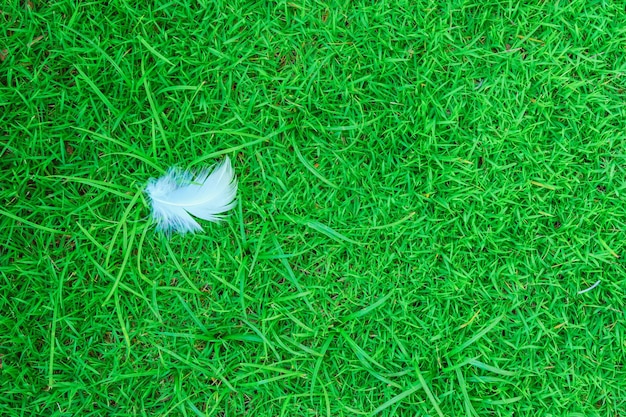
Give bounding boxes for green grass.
[2,0,626,415]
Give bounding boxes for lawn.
[2,0,626,415]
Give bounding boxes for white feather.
[145,157,238,234]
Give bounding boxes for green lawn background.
[1,0,626,415]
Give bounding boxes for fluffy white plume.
[145,157,237,234]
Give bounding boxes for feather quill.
[145,157,237,234]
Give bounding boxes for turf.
[1,0,626,415]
